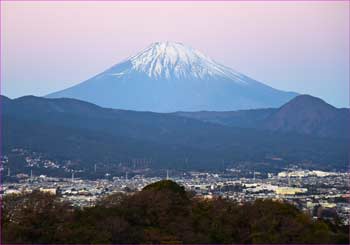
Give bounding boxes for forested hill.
[2,180,349,244]
[2,95,349,171]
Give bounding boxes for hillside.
[175,95,350,139]
[3,180,349,244]
[2,95,348,172]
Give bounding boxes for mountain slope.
[2,95,348,171]
[174,95,350,139]
[262,95,350,138]
[47,42,297,112]
[175,108,274,129]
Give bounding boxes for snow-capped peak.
[116,41,248,83]
[48,41,297,112]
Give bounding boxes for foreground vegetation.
[2,180,349,244]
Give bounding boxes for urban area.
[1,150,349,227]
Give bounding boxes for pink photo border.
[0,0,348,245]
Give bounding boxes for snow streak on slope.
[111,42,249,83]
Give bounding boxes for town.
[2,165,349,226]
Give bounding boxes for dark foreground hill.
[1,95,348,173]
[2,180,349,244]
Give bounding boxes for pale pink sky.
[1,1,349,107]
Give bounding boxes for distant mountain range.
[175,95,350,139]
[2,94,348,172]
[47,42,297,112]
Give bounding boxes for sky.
[1,1,349,107]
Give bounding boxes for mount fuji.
[47,42,298,112]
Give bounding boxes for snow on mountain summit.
[47,42,298,112]
[111,41,248,83]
